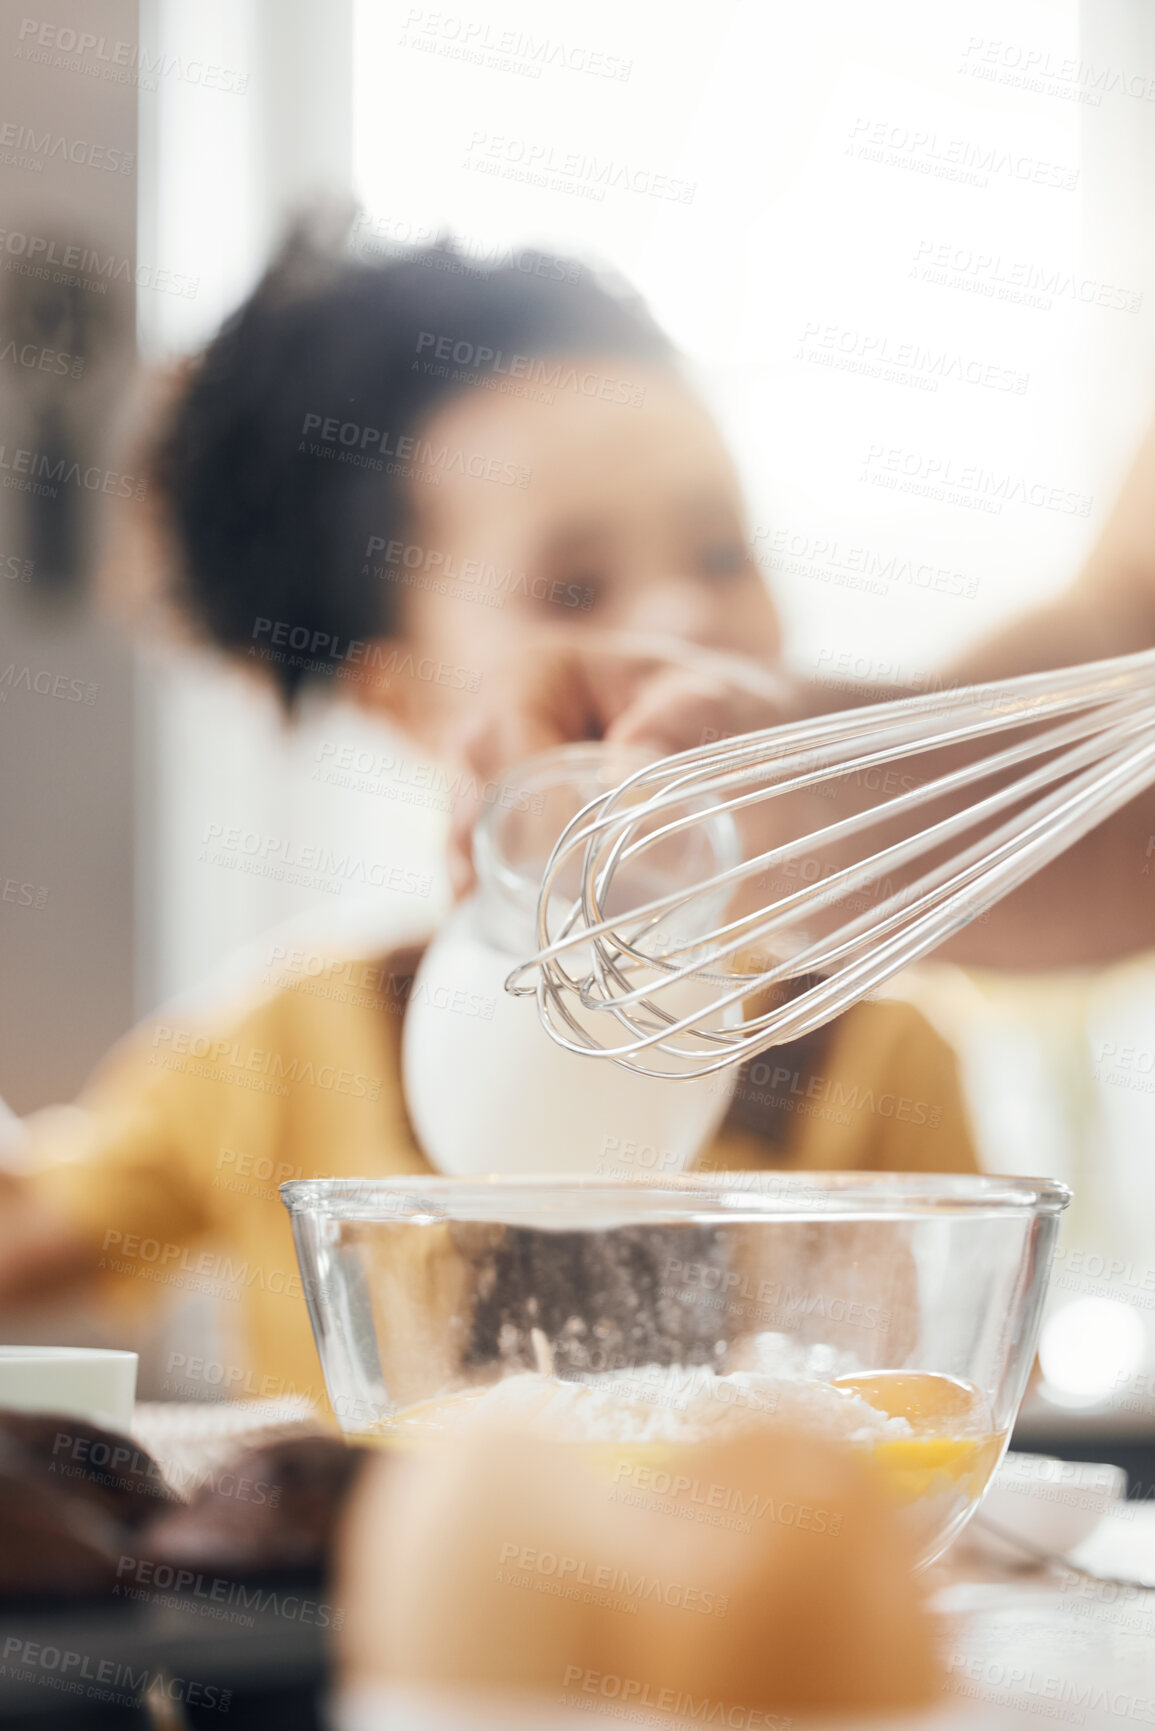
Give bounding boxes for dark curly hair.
[152,223,675,705]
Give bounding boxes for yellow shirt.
[25,945,977,1403]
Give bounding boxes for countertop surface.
[3,1404,1154,1728]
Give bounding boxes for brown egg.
[616,1427,942,1715]
[337,1421,941,1717]
[339,1433,599,1701]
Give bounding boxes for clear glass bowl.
[281,1170,1070,1565]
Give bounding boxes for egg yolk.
[832,1370,1003,1506]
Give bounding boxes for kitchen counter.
[3,1405,1154,1729]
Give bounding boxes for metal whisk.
[504,650,1155,1079]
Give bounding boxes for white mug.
[0,1346,138,1432]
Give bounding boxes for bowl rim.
[280,1170,1072,1220]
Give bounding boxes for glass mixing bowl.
[281,1171,1070,1565]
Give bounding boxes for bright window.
[354,0,1097,679]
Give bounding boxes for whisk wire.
[509,651,1155,1079]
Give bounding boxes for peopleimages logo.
[0,337,85,378]
[559,1669,788,1728]
[464,131,696,205]
[414,331,645,405]
[609,1459,844,1535]
[1,1636,232,1714]
[365,536,593,612]
[314,739,549,814]
[794,320,1028,395]
[497,1543,729,1617]
[0,549,33,581]
[250,616,481,694]
[846,117,1078,191]
[148,1024,385,1103]
[298,412,531,488]
[2,876,48,908]
[0,445,145,499]
[0,662,97,703]
[0,119,134,173]
[15,18,248,93]
[351,213,583,285]
[0,227,198,297]
[958,35,1155,105]
[911,239,1142,314]
[860,444,1092,517]
[759,526,978,601]
[114,1555,344,1635]
[199,819,433,901]
[399,9,633,82]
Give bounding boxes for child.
[0,226,978,1402]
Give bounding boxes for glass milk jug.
[402,744,738,1176]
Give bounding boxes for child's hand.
[446,630,810,897]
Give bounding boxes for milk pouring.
[402,745,737,1176]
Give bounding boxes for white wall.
[0,0,139,1109]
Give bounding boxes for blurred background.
[3,0,1155,1450]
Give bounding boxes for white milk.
[402,895,733,1175]
[402,744,736,1177]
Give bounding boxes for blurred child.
[0,226,978,1400]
